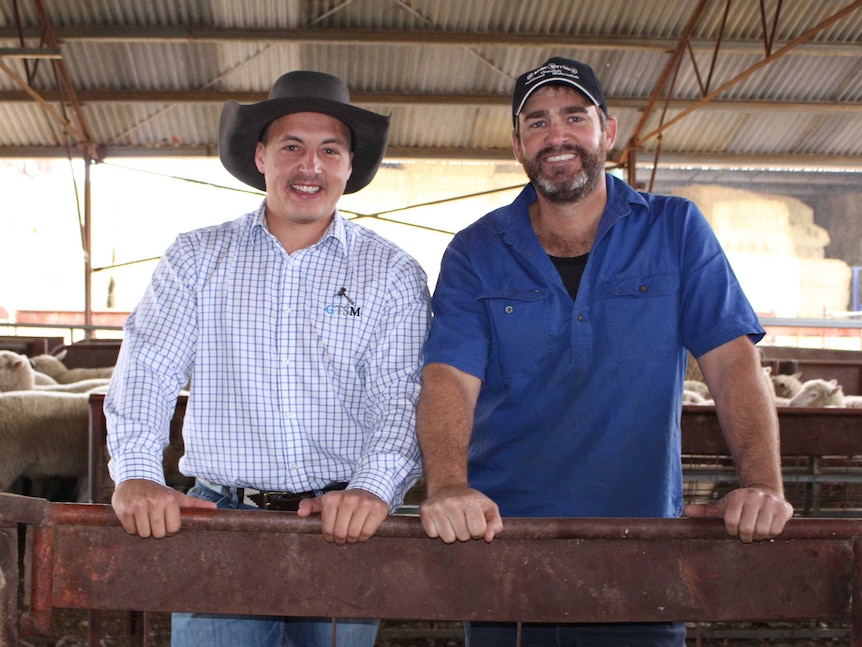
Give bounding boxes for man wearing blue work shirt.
[417,57,793,646]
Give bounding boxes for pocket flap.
[604,273,678,298]
[478,288,549,303]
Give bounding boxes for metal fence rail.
[2,494,862,646]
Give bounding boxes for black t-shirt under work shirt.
[550,253,589,301]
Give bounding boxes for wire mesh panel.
[683,453,862,517]
[681,405,862,518]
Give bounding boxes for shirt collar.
[251,199,268,238]
[596,174,649,234]
[498,176,651,250]
[250,200,349,257]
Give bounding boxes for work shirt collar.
[250,199,349,256]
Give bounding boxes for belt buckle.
[264,491,304,511]
[248,490,303,511]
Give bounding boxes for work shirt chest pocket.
[479,289,551,379]
[603,273,679,362]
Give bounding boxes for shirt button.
[283,307,292,314]
[577,313,584,321]
[639,285,648,293]
[282,358,291,366]
[505,306,514,313]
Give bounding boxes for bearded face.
[513,85,616,205]
[521,139,607,205]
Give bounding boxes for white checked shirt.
[106,202,431,510]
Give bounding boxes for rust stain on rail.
[1,494,861,644]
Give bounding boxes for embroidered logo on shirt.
[325,287,361,317]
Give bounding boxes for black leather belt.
[248,482,348,511]
[197,478,349,511]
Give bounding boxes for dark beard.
[523,143,606,204]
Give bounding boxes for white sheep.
[39,378,112,394]
[844,394,862,408]
[0,349,36,391]
[0,390,90,493]
[789,378,845,408]
[34,371,58,386]
[29,350,114,384]
[684,367,789,407]
[0,350,110,394]
[684,379,710,400]
[760,366,790,407]
[771,371,804,399]
[683,389,707,404]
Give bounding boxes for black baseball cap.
[512,57,608,125]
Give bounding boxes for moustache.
[537,144,586,160]
[288,174,325,187]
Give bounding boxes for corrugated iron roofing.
[0,0,859,178]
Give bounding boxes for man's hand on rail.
[112,478,216,539]
[419,484,503,544]
[683,485,794,543]
[297,488,389,546]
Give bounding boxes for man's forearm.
[416,363,481,493]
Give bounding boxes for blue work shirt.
[424,176,764,518]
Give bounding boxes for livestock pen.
[2,495,862,647]
[682,405,862,517]
[2,396,862,646]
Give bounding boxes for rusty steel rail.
[681,404,862,456]
[2,494,862,646]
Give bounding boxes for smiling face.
[254,111,354,231]
[512,85,617,205]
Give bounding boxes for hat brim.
[219,97,390,194]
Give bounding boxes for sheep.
[845,395,862,408]
[0,350,110,394]
[684,379,710,400]
[0,390,90,494]
[683,389,708,404]
[684,351,704,383]
[683,367,789,407]
[760,365,791,407]
[786,378,862,408]
[29,350,114,384]
[0,349,36,391]
[772,371,804,399]
[34,371,58,386]
[38,378,112,394]
[789,378,845,408]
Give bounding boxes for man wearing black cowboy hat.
[105,70,430,646]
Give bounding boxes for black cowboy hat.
[218,70,390,194]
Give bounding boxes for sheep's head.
[772,372,804,398]
[28,353,66,379]
[0,349,36,391]
[789,378,843,407]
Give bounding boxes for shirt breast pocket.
[603,273,679,362]
[479,289,551,379]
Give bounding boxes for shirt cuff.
[108,451,168,486]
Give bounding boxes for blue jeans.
[464,621,686,647]
[171,614,379,647]
[170,481,380,647]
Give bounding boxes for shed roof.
[1,0,861,197]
